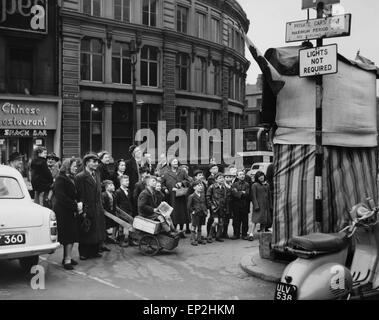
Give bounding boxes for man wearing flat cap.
[75,153,106,260]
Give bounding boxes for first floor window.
[196,12,206,39]
[83,0,101,16]
[141,46,159,87]
[112,42,131,84]
[211,18,220,43]
[176,6,188,33]
[81,38,104,82]
[8,48,33,94]
[176,53,190,91]
[209,60,221,96]
[114,0,130,22]
[194,57,207,93]
[81,102,103,156]
[142,0,157,27]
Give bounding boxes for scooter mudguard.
[280,249,352,300]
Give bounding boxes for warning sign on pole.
[299,44,338,77]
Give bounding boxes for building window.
[235,114,241,129]
[114,0,130,22]
[211,18,220,43]
[194,57,207,94]
[8,48,33,94]
[112,42,131,84]
[83,0,101,16]
[209,60,220,96]
[228,22,234,48]
[81,102,103,156]
[175,107,188,131]
[228,68,235,99]
[176,53,190,91]
[176,6,188,34]
[81,38,104,82]
[228,112,235,129]
[141,104,159,138]
[196,12,206,39]
[210,110,219,128]
[194,108,206,130]
[141,46,159,87]
[142,0,157,27]
[112,103,133,160]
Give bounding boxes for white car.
[247,162,272,180]
[0,165,60,272]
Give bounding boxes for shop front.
[0,97,61,164]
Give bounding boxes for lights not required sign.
[299,44,338,77]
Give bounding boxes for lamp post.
[129,34,141,141]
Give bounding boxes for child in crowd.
[101,180,117,251]
[206,172,227,242]
[155,179,165,205]
[223,168,236,239]
[187,180,207,246]
[231,170,251,240]
[133,167,151,216]
[207,164,219,187]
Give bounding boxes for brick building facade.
[60,0,250,161]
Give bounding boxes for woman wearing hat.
[47,153,60,181]
[54,158,81,270]
[161,158,191,236]
[97,151,112,182]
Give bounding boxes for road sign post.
[315,2,324,232]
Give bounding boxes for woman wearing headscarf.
[54,158,82,270]
[161,158,191,236]
[250,171,272,238]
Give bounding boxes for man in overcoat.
[75,153,106,260]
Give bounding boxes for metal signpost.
[287,0,350,232]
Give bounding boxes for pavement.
[239,248,288,283]
[0,227,276,300]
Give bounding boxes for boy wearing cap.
[101,180,118,247]
[206,172,227,242]
[187,180,207,246]
[207,164,219,187]
[222,168,236,239]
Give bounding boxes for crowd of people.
[6,146,273,271]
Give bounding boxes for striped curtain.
[272,145,378,252]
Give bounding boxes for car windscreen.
[251,165,260,170]
[0,177,24,199]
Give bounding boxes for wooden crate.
[132,216,161,235]
[259,231,275,260]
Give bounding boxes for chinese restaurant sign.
[0,100,57,130]
[0,0,48,34]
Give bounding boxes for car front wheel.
[19,256,39,273]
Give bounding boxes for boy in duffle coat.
[187,180,208,246]
[206,173,227,242]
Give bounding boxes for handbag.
[79,215,91,233]
[175,187,189,197]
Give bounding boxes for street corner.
[240,251,287,283]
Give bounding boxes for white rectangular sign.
[299,44,338,77]
[286,14,351,43]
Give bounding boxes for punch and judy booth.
[254,44,379,252]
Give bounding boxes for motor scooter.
[274,199,379,300]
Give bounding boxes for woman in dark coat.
[54,158,81,270]
[161,158,191,234]
[251,171,272,234]
[75,153,106,260]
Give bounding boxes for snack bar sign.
[0,0,48,34]
[299,44,338,77]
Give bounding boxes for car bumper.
[0,242,61,260]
